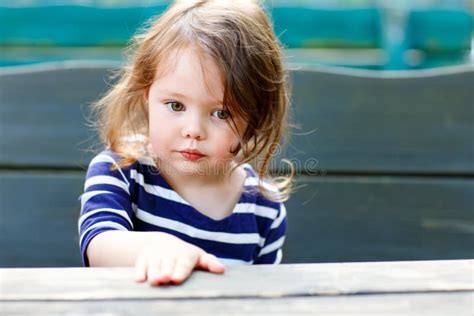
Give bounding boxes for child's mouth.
[179,150,205,161]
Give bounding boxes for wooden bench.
[1,260,473,314]
[1,61,472,267]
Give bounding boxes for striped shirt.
[78,150,287,267]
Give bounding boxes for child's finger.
[171,258,194,284]
[134,254,148,282]
[147,259,163,286]
[156,258,175,284]
[198,253,225,274]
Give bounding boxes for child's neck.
[155,160,247,220]
[156,160,240,189]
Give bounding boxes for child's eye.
[212,109,230,120]
[166,101,184,112]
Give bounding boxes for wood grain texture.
[283,175,474,263]
[1,260,472,301]
[285,65,474,174]
[0,62,114,168]
[1,63,472,173]
[1,172,472,267]
[0,171,84,267]
[1,292,473,316]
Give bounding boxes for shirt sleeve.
[254,203,288,264]
[78,152,135,266]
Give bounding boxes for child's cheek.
[213,135,240,161]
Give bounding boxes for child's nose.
[182,115,207,140]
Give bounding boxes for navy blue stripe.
[134,221,257,262]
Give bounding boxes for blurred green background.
[0,0,473,69]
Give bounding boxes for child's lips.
[179,149,205,161]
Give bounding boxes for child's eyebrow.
[159,89,223,106]
[159,89,188,100]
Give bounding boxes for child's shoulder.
[87,150,157,173]
[241,163,284,210]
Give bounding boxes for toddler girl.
[79,0,293,286]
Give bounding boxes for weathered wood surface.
[1,293,473,316]
[1,172,473,267]
[0,171,83,267]
[0,62,116,168]
[0,260,472,315]
[1,62,472,268]
[1,62,473,173]
[285,175,474,263]
[287,64,474,174]
[1,260,473,299]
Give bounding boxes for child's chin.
[173,161,209,176]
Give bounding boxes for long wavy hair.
[92,0,294,202]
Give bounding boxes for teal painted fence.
[1,4,472,69]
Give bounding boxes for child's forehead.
[153,46,224,87]
[151,46,225,102]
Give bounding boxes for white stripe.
[136,208,264,245]
[259,236,286,256]
[78,208,133,232]
[89,153,130,187]
[130,170,189,205]
[84,175,130,194]
[218,258,253,266]
[274,249,283,264]
[244,177,279,192]
[79,221,128,246]
[271,204,287,229]
[234,203,278,220]
[89,150,155,169]
[89,154,116,167]
[80,190,114,209]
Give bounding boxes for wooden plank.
[1,172,472,267]
[1,63,473,173]
[0,171,84,267]
[284,65,474,174]
[284,175,474,263]
[1,260,473,301]
[1,292,473,315]
[0,62,114,168]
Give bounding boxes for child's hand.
[134,233,225,286]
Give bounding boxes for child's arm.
[254,203,287,264]
[87,230,225,285]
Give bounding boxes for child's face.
[146,47,245,177]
